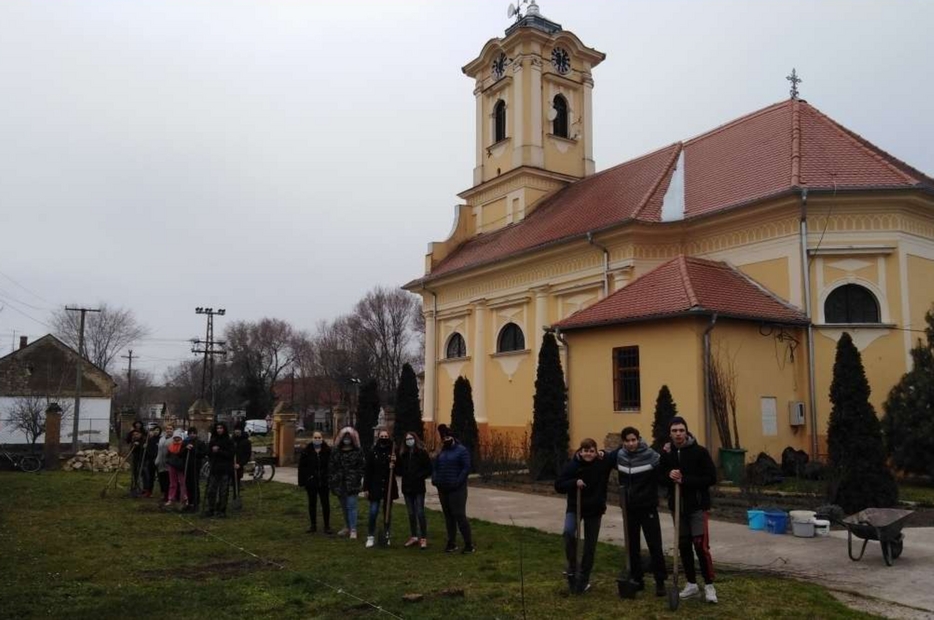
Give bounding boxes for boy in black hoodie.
[205,421,235,518]
[555,437,613,594]
[659,416,718,604]
[232,423,252,493]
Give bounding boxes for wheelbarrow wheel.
[885,534,904,562]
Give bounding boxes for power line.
[0,268,57,305]
[193,307,227,407]
[0,300,52,329]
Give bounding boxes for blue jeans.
[404,493,427,538]
[339,494,358,532]
[563,511,602,583]
[368,498,392,537]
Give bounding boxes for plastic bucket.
[813,519,831,537]
[765,511,788,534]
[792,520,815,538]
[790,510,816,523]
[747,510,766,530]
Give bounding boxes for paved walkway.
[275,467,933,617]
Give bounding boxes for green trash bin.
[719,448,747,483]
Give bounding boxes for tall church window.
[497,323,525,352]
[494,100,507,143]
[445,333,467,359]
[552,95,569,138]
[613,346,641,411]
[824,284,880,324]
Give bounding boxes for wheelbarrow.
[841,508,914,566]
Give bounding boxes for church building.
[404,2,934,463]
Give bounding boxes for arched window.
[552,95,569,138]
[497,323,525,353]
[445,333,467,359]
[824,284,880,323]
[494,100,507,143]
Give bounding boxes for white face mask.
[312,439,322,447]
[405,438,415,448]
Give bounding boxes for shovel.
[380,448,395,546]
[232,455,243,511]
[668,483,681,611]
[100,444,136,499]
[616,490,638,599]
[572,485,583,593]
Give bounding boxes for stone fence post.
[44,403,63,469]
[273,402,298,466]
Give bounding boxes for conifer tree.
[651,385,678,451]
[882,308,934,478]
[827,332,898,513]
[393,363,423,444]
[451,376,479,469]
[530,332,569,480]
[355,379,380,452]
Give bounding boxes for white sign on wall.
[761,396,778,436]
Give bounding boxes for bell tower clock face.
[492,52,507,79]
[551,47,570,74]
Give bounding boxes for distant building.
[0,335,115,445]
[272,376,341,433]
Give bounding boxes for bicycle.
[199,459,275,483]
[0,449,43,473]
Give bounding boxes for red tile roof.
[421,100,933,282]
[552,256,809,330]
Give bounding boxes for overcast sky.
[1,0,932,380]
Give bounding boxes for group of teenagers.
[556,416,720,603]
[123,420,253,518]
[299,423,474,553]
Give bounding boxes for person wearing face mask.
[364,429,399,548]
[125,420,146,498]
[183,427,207,513]
[431,424,474,554]
[205,421,236,518]
[298,431,332,534]
[395,431,432,549]
[328,426,365,539]
[232,422,252,493]
[164,429,190,509]
[155,425,175,502]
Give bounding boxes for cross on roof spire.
[787,68,802,100]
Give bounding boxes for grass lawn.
[0,472,876,620]
[770,478,934,507]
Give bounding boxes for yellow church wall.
[485,351,536,428]
[907,254,934,340]
[735,257,791,303]
[564,319,704,451]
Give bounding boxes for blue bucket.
[747,509,766,530]
[765,511,788,535]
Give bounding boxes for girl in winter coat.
[395,431,432,549]
[431,424,474,554]
[298,431,332,534]
[164,429,190,508]
[328,427,365,539]
[364,429,399,548]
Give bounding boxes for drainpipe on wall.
[554,327,570,424]
[703,313,718,449]
[422,284,439,426]
[586,232,610,298]
[798,188,820,459]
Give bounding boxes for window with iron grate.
[445,333,467,359]
[613,346,641,411]
[497,323,525,353]
[824,284,880,323]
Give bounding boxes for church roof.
[422,100,933,282]
[552,256,809,330]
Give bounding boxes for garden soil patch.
[140,559,280,581]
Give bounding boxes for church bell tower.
[460,1,604,234]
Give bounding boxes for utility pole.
[66,306,101,453]
[192,307,227,409]
[121,349,135,410]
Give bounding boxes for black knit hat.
[437,424,452,439]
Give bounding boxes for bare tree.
[8,397,72,448]
[112,368,155,415]
[312,316,371,408]
[50,303,150,372]
[225,318,298,419]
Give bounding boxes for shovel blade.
[616,578,637,600]
[668,586,680,611]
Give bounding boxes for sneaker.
[444,543,458,553]
[578,582,592,594]
[164,501,173,507]
[404,537,419,548]
[336,528,349,538]
[349,530,358,540]
[655,582,667,597]
[705,584,718,604]
[323,527,334,536]
[679,582,700,599]
[461,545,476,554]
[365,536,375,548]
[419,538,427,550]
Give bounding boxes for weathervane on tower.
[787,68,802,100]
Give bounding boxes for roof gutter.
[421,283,439,427]
[798,187,820,459]
[586,231,610,298]
[703,313,718,450]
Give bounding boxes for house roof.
[0,334,115,397]
[421,99,933,282]
[552,256,809,330]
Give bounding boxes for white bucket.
[813,519,831,537]
[790,510,816,523]
[792,520,815,538]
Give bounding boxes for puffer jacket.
[659,434,717,514]
[554,454,614,518]
[329,427,365,497]
[611,439,663,509]
[432,439,470,492]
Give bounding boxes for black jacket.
[554,455,613,518]
[365,442,399,501]
[659,435,717,514]
[208,425,236,477]
[144,434,160,465]
[395,448,432,496]
[298,443,331,490]
[608,440,664,510]
[233,434,252,467]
